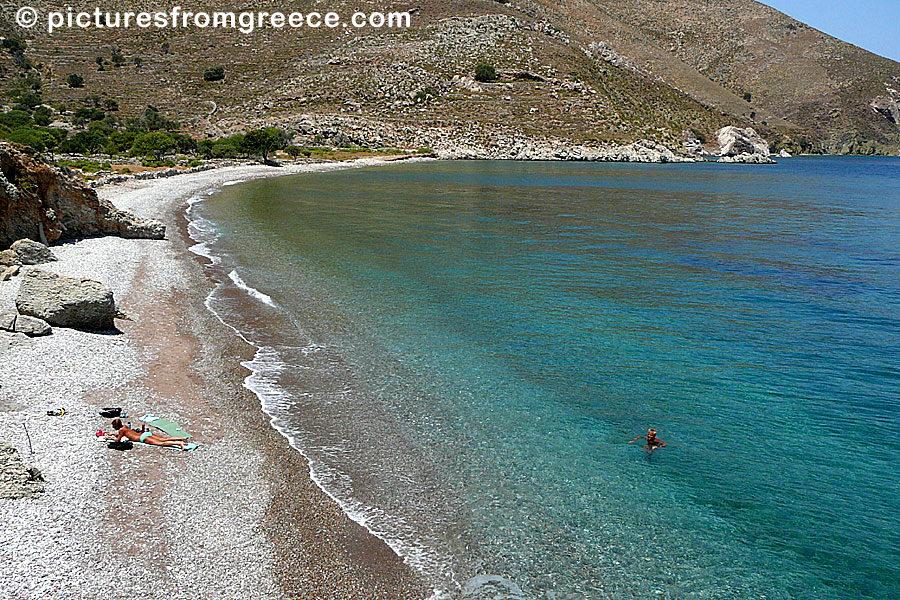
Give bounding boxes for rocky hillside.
[1,0,898,154]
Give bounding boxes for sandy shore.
[0,159,431,600]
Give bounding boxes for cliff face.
[0,143,165,250]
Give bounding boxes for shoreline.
[0,158,432,599]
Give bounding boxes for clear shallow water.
[189,158,900,600]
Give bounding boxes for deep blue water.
[189,157,900,600]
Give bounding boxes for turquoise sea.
[188,158,900,600]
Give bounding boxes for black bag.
[107,440,133,451]
[99,407,122,418]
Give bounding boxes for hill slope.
[2,0,899,154]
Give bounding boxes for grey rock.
[717,153,777,164]
[9,238,57,265]
[0,440,45,499]
[14,314,52,337]
[0,310,15,331]
[779,149,792,158]
[0,310,51,336]
[15,268,117,331]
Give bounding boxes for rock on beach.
[0,440,45,499]
[15,268,117,331]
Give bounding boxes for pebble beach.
[0,159,429,600]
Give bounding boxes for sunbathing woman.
[106,417,188,450]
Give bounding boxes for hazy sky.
[760,1,900,62]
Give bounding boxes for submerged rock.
[15,268,116,331]
[462,575,527,600]
[0,440,45,499]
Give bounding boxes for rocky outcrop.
[451,75,484,92]
[716,126,776,164]
[0,142,166,250]
[0,239,57,266]
[15,268,117,331]
[0,441,45,499]
[0,310,52,337]
[436,137,696,163]
[779,149,792,158]
[871,94,899,125]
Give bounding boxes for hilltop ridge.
[1,0,898,155]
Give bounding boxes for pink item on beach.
[95,429,104,437]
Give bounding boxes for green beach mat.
[140,414,193,439]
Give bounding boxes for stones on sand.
[0,239,58,266]
[0,440,45,499]
[0,310,52,337]
[15,268,117,331]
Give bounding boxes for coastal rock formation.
[779,149,793,158]
[15,268,117,331]
[0,142,166,250]
[0,310,52,337]
[0,239,57,266]
[436,136,695,163]
[0,440,45,499]
[716,126,776,163]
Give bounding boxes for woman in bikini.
[628,428,667,455]
[106,417,188,450]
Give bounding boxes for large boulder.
[15,268,117,331]
[0,142,165,250]
[717,126,771,156]
[716,126,775,164]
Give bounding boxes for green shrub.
[203,66,225,82]
[0,110,34,128]
[474,63,497,83]
[33,106,52,126]
[743,91,752,102]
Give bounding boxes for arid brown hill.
[2,0,898,154]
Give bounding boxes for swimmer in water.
[628,428,667,455]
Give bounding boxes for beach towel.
[133,441,199,452]
[139,414,193,439]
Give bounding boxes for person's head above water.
[111,417,123,430]
[648,428,657,437]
